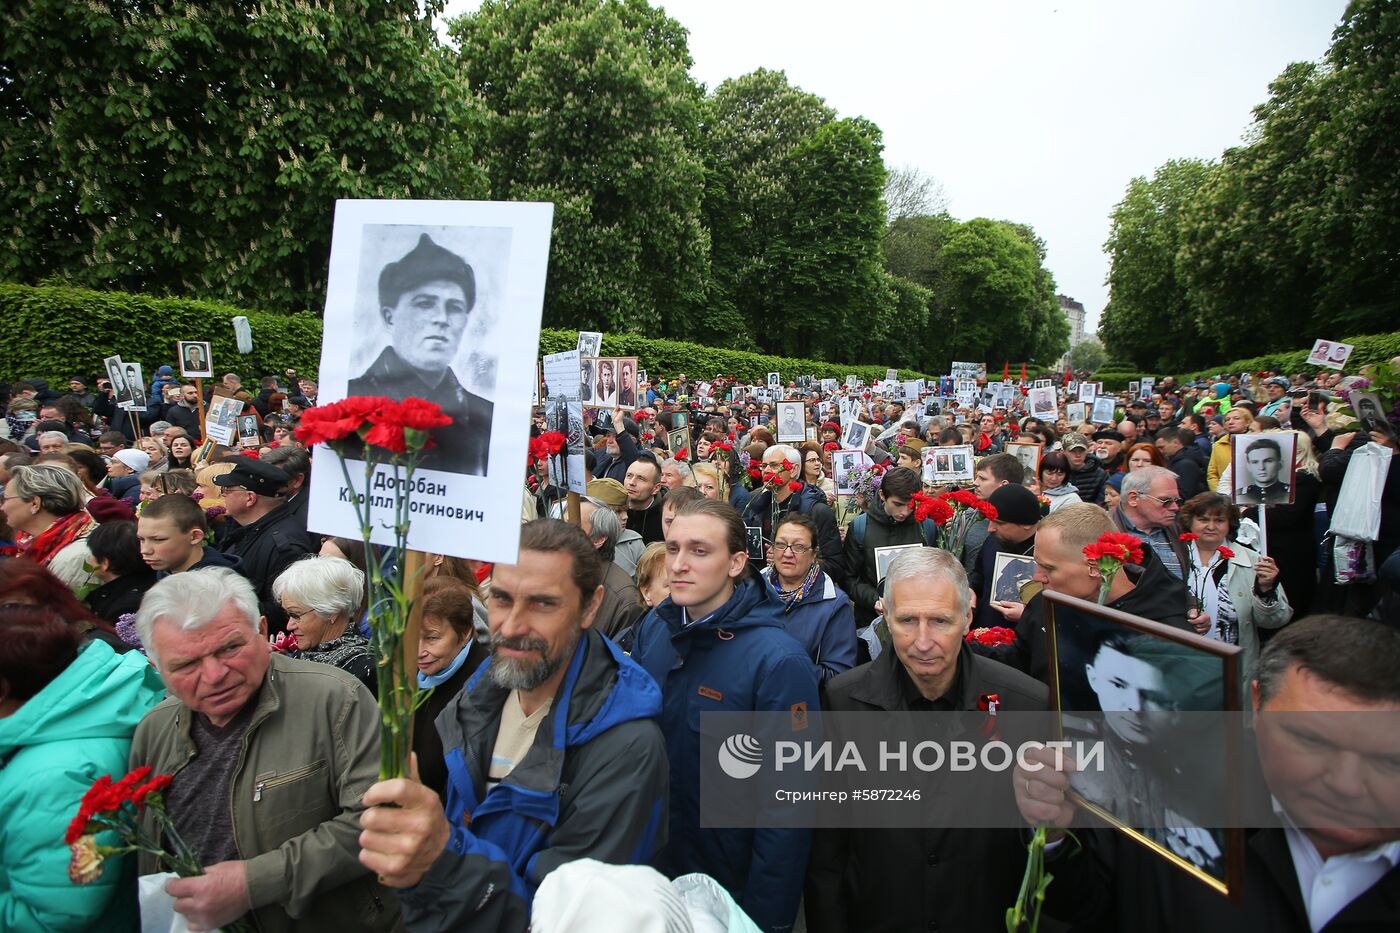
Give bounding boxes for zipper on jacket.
[252,761,324,802]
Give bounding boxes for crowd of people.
[1,356,1397,932]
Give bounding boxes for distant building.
[1057,294,1087,369]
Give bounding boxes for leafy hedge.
[0,284,325,387]
[1087,331,1400,390]
[0,283,940,387]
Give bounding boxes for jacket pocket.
[253,759,336,832]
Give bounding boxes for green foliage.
[1067,338,1108,373]
[0,282,939,387]
[0,0,484,315]
[450,0,710,337]
[1105,2,1400,367]
[1099,160,1217,371]
[1176,330,1400,383]
[0,284,323,385]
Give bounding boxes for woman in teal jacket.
[0,606,166,932]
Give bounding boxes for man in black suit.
[1014,615,1400,932]
[348,233,493,475]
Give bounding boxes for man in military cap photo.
[349,232,494,476]
[214,458,313,633]
[1236,436,1291,506]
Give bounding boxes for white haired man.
[128,567,398,933]
[743,443,847,583]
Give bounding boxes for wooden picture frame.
[1043,590,1245,901]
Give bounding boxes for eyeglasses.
[768,542,813,555]
[281,606,316,622]
[1140,494,1184,508]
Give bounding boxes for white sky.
[440,0,1347,335]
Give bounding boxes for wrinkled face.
[417,615,471,675]
[887,574,970,691]
[1254,667,1400,856]
[39,435,66,455]
[1189,508,1230,547]
[1032,528,1099,601]
[1,489,39,532]
[140,438,162,460]
[282,598,342,649]
[1127,474,1181,530]
[382,280,470,374]
[1246,446,1282,485]
[624,460,660,505]
[107,457,133,476]
[151,604,270,728]
[695,471,721,501]
[1086,645,1170,742]
[660,462,686,489]
[1097,439,1122,460]
[761,449,795,483]
[487,550,596,691]
[138,515,204,573]
[769,522,817,582]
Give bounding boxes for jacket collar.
[174,654,286,743]
[848,641,977,711]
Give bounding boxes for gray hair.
[271,555,365,620]
[38,431,69,447]
[767,443,801,467]
[585,502,621,549]
[6,463,86,516]
[663,458,696,485]
[135,567,261,666]
[883,548,972,623]
[1120,465,1177,500]
[149,421,172,436]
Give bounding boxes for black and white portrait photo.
[776,401,806,443]
[768,371,781,389]
[103,354,133,410]
[577,331,602,358]
[1066,402,1087,425]
[592,357,619,409]
[1307,338,1353,370]
[1005,441,1042,477]
[308,200,553,564]
[1078,382,1097,403]
[237,413,261,446]
[579,357,595,403]
[177,340,213,379]
[121,362,147,413]
[1091,397,1117,425]
[1028,385,1057,420]
[617,357,638,409]
[927,444,975,484]
[833,449,867,495]
[992,553,1038,604]
[1232,433,1296,506]
[842,420,870,451]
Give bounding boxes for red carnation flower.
[748,467,763,481]
[676,448,689,460]
[1216,545,1235,560]
[788,481,803,492]
[295,396,387,446]
[911,492,954,525]
[965,626,1017,646]
[363,421,408,454]
[537,431,567,455]
[389,397,453,432]
[1179,532,1199,542]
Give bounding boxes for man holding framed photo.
[1013,615,1400,931]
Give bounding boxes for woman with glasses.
[1,464,98,591]
[271,555,376,696]
[762,513,856,684]
[1036,451,1082,513]
[798,440,835,503]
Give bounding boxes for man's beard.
[488,627,580,691]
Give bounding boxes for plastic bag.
[1329,442,1393,541]
[140,873,218,933]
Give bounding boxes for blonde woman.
[691,462,730,503]
[634,541,669,609]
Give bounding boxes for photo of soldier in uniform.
[347,231,494,475]
[1232,434,1295,506]
[618,357,638,409]
[593,358,619,409]
[776,401,806,442]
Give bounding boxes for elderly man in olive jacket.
[129,567,398,933]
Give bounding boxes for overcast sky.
[440,0,1347,336]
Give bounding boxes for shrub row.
[0,283,941,389]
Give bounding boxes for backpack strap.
[852,513,867,548]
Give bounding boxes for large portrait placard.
[306,199,553,563]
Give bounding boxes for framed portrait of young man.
[177,340,214,379]
[616,357,639,410]
[306,199,552,564]
[1028,385,1058,421]
[768,371,781,389]
[1043,591,1245,900]
[775,400,807,443]
[1231,433,1296,507]
[1091,397,1118,425]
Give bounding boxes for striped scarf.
[765,561,822,613]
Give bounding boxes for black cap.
[214,458,292,497]
[377,233,476,311]
[987,484,1041,526]
[1093,429,1125,442]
